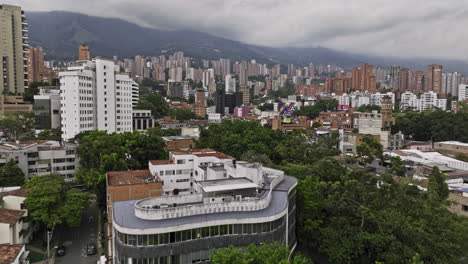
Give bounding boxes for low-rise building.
[132,110,154,131]
[434,141,468,155]
[106,170,163,261]
[0,96,33,116]
[0,188,31,245]
[317,111,354,131]
[112,149,297,263]
[0,244,29,264]
[0,141,78,181]
[33,87,61,130]
[163,136,196,150]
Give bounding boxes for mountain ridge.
[27,11,468,74]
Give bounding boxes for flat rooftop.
[107,170,157,186]
[113,175,297,230]
[198,177,257,193]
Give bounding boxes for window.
[463,205,468,212]
[177,159,185,164]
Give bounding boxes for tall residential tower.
[0,4,29,95]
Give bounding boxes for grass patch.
[28,251,45,263]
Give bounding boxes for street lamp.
[46,228,55,264]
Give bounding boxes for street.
[55,202,99,264]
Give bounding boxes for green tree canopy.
[0,159,25,187]
[0,112,35,140]
[356,104,381,113]
[210,242,310,264]
[396,110,468,142]
[36,128,62,141]
[136,93,170,119]
[24,174,90,228]
[292,99,339,119]
[297,165,468,264]
[427,166,449,202]
[356,136,383,165]
[170,107,200,121]
[75,129,168,207]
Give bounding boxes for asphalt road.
[55,202,99,264]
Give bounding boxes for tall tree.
[24,174,90,228]
[0,112,35,140]
[0,159,25,187]
[427,166,449,202]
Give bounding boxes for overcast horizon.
[5,0,468,60]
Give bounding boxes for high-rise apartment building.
[59,59,136,140]
[78,44,91,60]
[0,4,29,95]
[352,64,376,92]
[426,64,443,95]
[239,61,248,86]
[225,74,236,93]
[27,47,45,83]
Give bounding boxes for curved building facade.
[111,149,297,264]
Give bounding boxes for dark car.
[56,246,66,257]
[86,243,96,255]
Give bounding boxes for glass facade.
[116,216,285,247]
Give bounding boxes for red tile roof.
[107,170,159,186]
[0,208,25,224]
[0,244,23,264]
[1,188,28,198]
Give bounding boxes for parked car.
[86,243,96,255]
[56,246,66,257]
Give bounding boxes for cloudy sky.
[6,0,468,60]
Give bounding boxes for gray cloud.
[5,0,468,59]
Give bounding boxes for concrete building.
[59,59,136,140]
[426,64,443,95]
[225,74,236,93]
[0,141,78,181]
[132,110,154,132]
[33,87,61,130]
[459,84,468,101]
[400,91,418,111]
[112,149,297,263]
[417,91,447,111]
[0,4,29,95]
[106,170,163,261]
[78,45,91,60]
[27,47,45,83]
[0,96,32,115]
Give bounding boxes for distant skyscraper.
[78,44,91,60]
[28,47,45,83]
[225,74,236,93]
[134,55,145,77]
[239,61,248,86]
[287,64,295,76]
[426,64,443,95]
[0,4,29,95]
[390,66,401,90]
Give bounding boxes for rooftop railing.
[134,171,284,220]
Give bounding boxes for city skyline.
[4,0,468,60]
